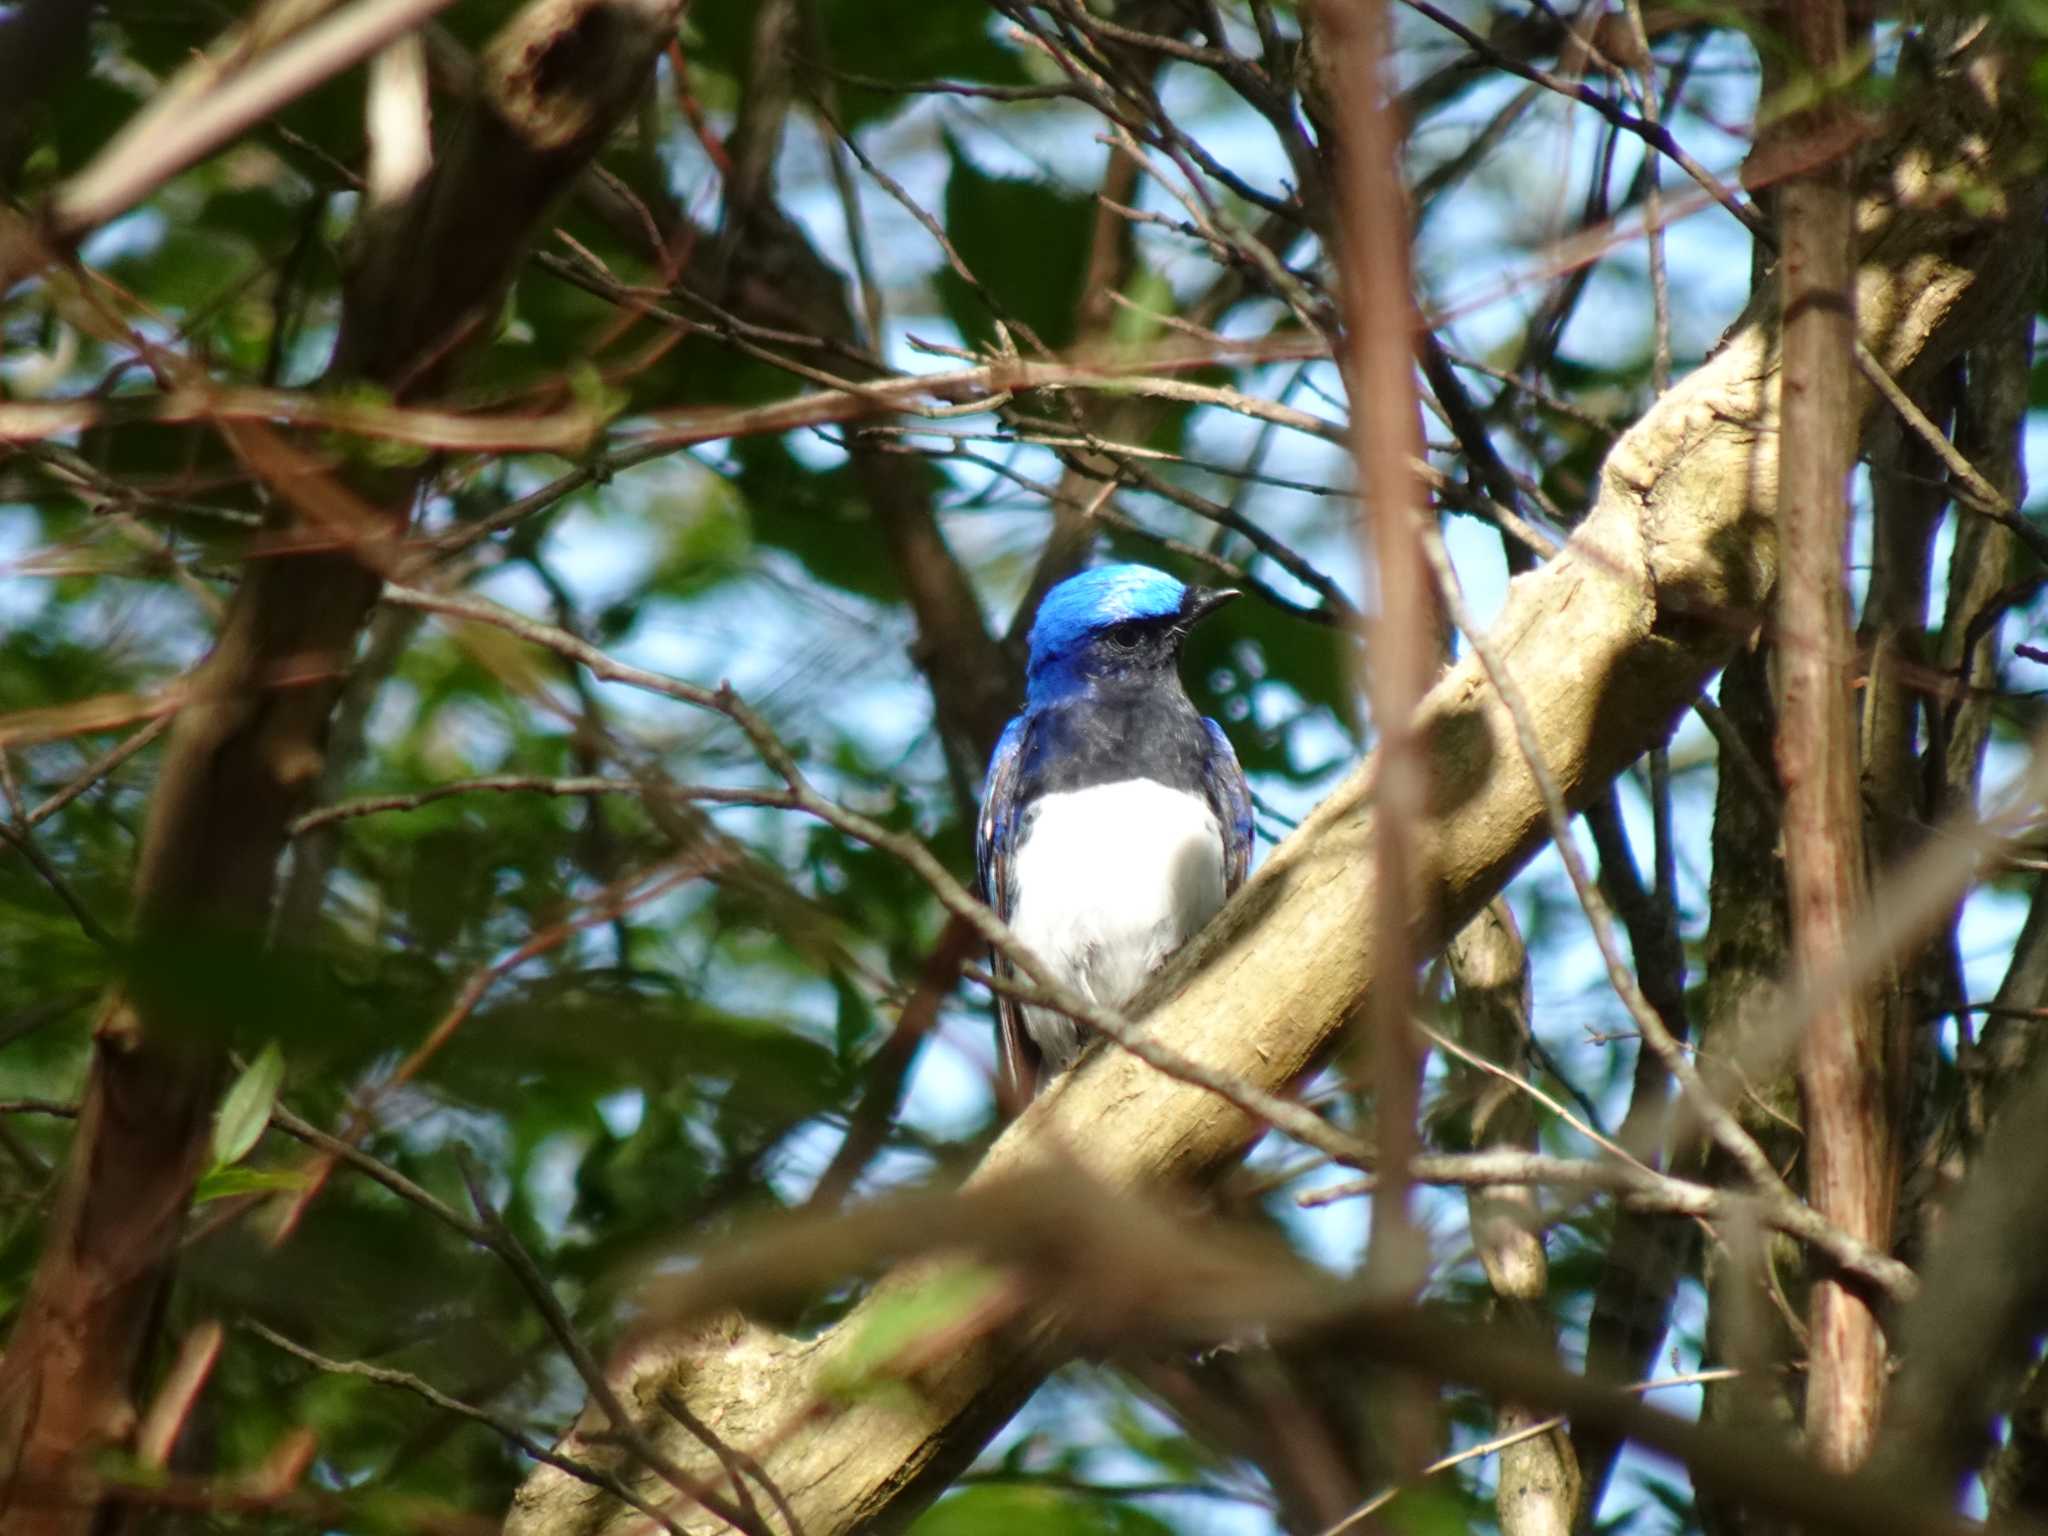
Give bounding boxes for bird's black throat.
[1014,676,1215,801]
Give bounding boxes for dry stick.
[818,94,1053,360]
[1294,1156,1911,1303]
[1092,118,1322,334]
[423,435,704,565]
[287,775,795,836]
[1314,1369,1743,1536]
[31,0,461,260]
[24,716,172,827]
[1854,338,2048,567]
[383,585,721,708]
[449,1149,779,1536]
[243,1322,694,1536]
[655,1390,798,1536]
[1418,1022,1648,1173]
[1307,972,1899,1304]
[0,338,1317,451]
[1776,0,1889,1472]
[1316,0,1433,1340]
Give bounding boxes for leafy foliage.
[2,3,2046,1536]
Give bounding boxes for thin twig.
[289,775,793,836]
[244,1321,695,1536]
[452,1148,779,1536]
[1419,1022,1649,1173]
[1406,495,1885,1289]
[1314,1367,1743,1536]
[0,819,120,950]
[24,715,172,827]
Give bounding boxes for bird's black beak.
[1179,585,1241,628]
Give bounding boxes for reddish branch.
[1316,0,1434,1304]
[1772,0,1891,1473]
[1314,0,1440,1494]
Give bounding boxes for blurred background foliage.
[2,0,2047,1533]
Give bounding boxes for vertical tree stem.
[1315,0,1432,1304]
[1316,0,1436,1490]
[1773,0,1888,1472]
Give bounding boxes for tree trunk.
[0,4,682,1527]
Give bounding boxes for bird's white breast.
[1006,777,1226,1071]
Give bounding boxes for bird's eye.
[1104,622,1145,651]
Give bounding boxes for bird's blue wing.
[1202,717,1253,894]
[975,716,1026,916]
[976,717,1041,1104]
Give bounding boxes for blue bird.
[977,564,1253,1102]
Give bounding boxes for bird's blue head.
[1024,563,1238,705]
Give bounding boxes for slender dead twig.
[451,1148,779,1536]
[243,1321,694,1536]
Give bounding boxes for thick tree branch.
[506,29,2046,1536]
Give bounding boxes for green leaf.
[913,1484,1176,1536]
[1110,266,1175,351]
[212,1043,284,1169]
[690,0,1028,130]
[821,1263,1009,1400]
[194,1163,313,1204]
[936,135,1097,353]
[732,435,912,599]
